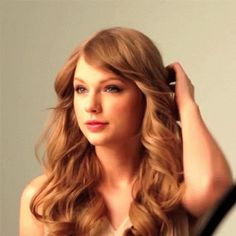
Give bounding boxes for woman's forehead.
[74,57,120,82]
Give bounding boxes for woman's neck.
[95,140,142,188]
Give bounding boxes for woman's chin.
[86,137,109,147]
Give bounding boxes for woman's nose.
[85,93,102,114]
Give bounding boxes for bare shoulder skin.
[19,175,47,236]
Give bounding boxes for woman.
[19,27,232,236]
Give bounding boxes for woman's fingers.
[166,62,196,112]
[167,62,187,79]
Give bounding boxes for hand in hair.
[167,62,195,118]
[167,63,233,217]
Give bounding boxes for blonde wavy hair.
[31,27,187,235]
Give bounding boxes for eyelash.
[74,85,87,94]
[104,85,122,93]
[74,85,122,94]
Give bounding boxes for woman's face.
[73,57,145,146]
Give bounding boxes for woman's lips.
[85,121,108,132]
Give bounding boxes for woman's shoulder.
[20,175,48,236]
[21,174,48,201]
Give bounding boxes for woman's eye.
[74,86,87,94]
[104,85,122,93]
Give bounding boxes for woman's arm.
[19,175,46,236]
[170,63,233,217]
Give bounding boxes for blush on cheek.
[113,95,141,111]
[114,103,132,113]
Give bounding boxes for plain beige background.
[1,1,236,235]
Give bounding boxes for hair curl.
[31,27,188,235]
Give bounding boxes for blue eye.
[74,86,87,94]
[105,85,122,93]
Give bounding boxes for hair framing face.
[31,27,186,236]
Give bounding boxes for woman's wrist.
[179,100,199,121]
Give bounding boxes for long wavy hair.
[31,27,187,235]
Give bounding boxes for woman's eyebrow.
[73,76,126,84]
[73,77,85,83]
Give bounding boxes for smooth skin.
[73,57,145,147]
[19,61,233,235]
[171,63,232,216]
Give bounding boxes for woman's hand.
[167,62,196,117]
